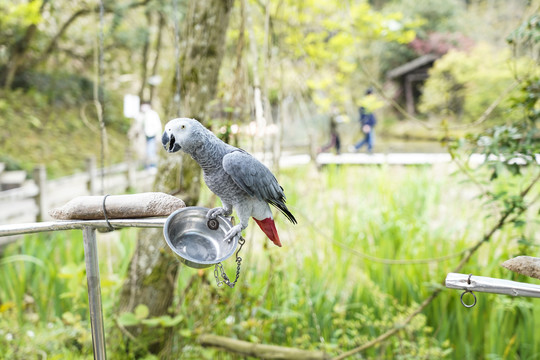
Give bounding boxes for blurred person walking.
[351,88,379,154]
[138,101,162,171]
[318,109,344,155]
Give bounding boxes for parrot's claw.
[206,207,225,221]
[223,224,242,243]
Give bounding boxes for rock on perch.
[502,256,540,281]
[49,192,185,220]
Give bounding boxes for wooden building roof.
[386,54,439,79]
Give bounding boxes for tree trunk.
[3,24,37,89]
[115,0,234,358]
[138,11,152,101]
[149,13,165,103]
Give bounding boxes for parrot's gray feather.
[223,151,297,224]
[222,151,266,198]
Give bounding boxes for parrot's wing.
[223,150,297,224]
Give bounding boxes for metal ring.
[102,194,114,232]
[460,290,477,308]
[207,218,219,230]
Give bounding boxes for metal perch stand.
[445,273,540,308]
[0,218,167,360]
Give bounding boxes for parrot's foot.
[223,224,242,243]
[206,207,228,221]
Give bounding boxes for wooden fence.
[0,157,155,245]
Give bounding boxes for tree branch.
[199,334,330,360]
[34,0,152,67]
[39,8,90,61]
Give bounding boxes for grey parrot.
[161,118,297,247]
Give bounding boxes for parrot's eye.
[180,125,186,130]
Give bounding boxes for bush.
[12,71,94,107]
[418,44,533,125]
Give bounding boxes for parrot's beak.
[162,131,181,153]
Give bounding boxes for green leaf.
[0,255,46,269]
[507,163,521,176]
[62,312,77,325]
[118,312,140,327]
[141,318,161,327]
[160,315,184,327]
[141,315,184,327]
[140,355,159,360]
[179,329,192,338]
[513,219,526,228]
[248,335,260,343]
[135,304,149,320]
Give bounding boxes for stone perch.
[502,256,540,281]
[49,192,185,220]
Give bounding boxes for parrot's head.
[162,118,205,154]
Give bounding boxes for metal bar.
[445,272,540,298]
[0,218,166,237]
[83,227,107,360]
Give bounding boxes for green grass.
[0,164,539,359]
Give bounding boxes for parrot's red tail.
[253,217,282,247]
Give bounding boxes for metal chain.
[214,236,246,288]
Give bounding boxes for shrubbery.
[418,44,534,125]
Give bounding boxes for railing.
[0,157,156,245]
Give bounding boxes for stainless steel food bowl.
[163,207,239,269]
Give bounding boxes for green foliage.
[0,1,538,359]
[0,89,129,177]
[0,1,43,38]
[117,304,184,328]
[426,22,540,359]
[12,71,95,106]
[442,14,539,198]
[0,166,539,359]
[189,165,538,359]
[236,0,419,115]
[418,44,534,124]
[376,0,465,75]
[0,229,137,359]
[388,0,464,37]
[507,14,540,61]
[286,1,417,111]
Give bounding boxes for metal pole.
[83,226,107,360]
[0,218,166,237]
[446,272,540,298]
